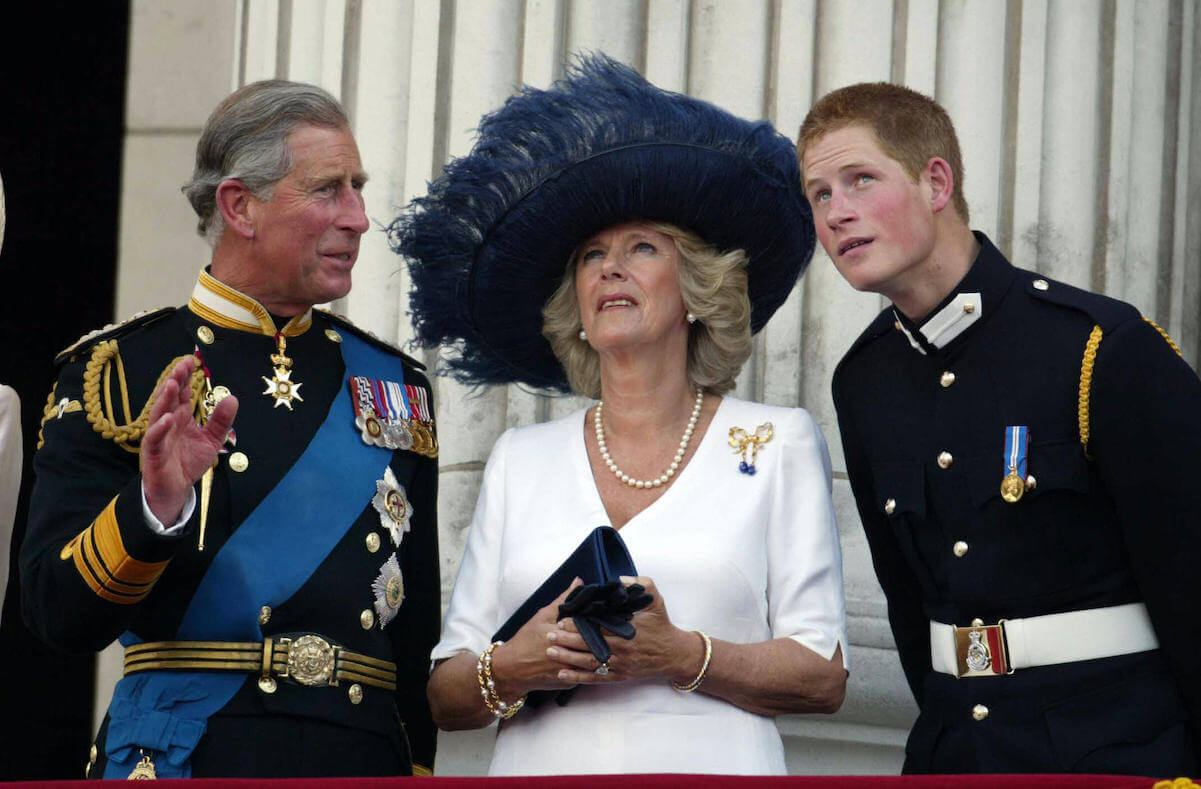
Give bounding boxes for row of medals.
[358,406,437,456]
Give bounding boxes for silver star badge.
[371,553,404,629]
[371,467,412,547]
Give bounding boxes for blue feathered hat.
[389,53,814,391]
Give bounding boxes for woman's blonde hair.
[541,221,751,399]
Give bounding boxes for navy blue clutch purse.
[492,526,652,707]
[493,526,635,641]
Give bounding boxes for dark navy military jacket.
[21,276,440,778]
[833,233,1201,775]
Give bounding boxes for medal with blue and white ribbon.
[1000,425,1029,503]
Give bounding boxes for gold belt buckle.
[278,635,341,687]
[953,619,1013,678]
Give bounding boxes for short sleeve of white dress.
[766,407,849,666]
[431,428,512,662]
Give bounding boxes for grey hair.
[183,80,349,247]
[541,221,752,399]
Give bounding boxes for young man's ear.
[924,157,954,214]
[215,179,256,239]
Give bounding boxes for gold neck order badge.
[262,333,304,410]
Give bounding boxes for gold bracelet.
[671,630,712,692]
[476,641,526,719]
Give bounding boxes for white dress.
[432,396,848,775]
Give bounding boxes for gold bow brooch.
[728,422,774,475]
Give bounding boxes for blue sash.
[103,331,396,778]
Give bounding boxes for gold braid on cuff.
[671,630,713,692]
[477,641,526,719]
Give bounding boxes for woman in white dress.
[391,54,848,775]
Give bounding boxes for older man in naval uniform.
[798,83,1201,775]
[21,80,440,779]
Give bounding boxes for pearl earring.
[578,328,587,341]
[686,313,697,324]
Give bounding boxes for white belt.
[930,602,1158,678]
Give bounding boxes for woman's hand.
[486,578,588,700]
[427,578,586,730]
[545,576,704,686]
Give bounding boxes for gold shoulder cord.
[1077,326,1103,459]
[82,340,205,454]
[36,385,58,450]
[1144,317,1184,358]
[1078,319,1184,459]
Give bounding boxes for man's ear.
[215,179,256,239]
[924,157,954,214]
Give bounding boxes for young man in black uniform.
[798,83,1201,775]
[21,81,440,778]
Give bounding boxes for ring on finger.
[595,661,610,676]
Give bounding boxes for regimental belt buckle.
[278,635,341,687]
[952,620,1013,678]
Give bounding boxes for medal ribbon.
[383,381,411,420]
[1003,425,1028,478]
[103,331,398,778]
[405,384,431,421]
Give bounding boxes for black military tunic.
[833,233,1201,775]
[21,271,440,778]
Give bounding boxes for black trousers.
[89,712,411,779]
[903,651,1198,776]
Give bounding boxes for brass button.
[937,451,953,469]
[894,320,903,331]
[1025,474,1037,490]
[229,452,249,472]
[197,325,215,344]
[963,302,976,314]
[90,744,98,764]
[884,498,896,515]
[1033,279,1049,291]
[258,677,278,694]
[348,683,364,704]
[360,609,375,629]
[365,532,381,553]
[325,328,343,343]
[940,371,956,388]
[258,605,272,625]
[972,703,989,721]
[953,541,969,557]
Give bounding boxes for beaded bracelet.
[671,630,713,692]
[476,641,526,719]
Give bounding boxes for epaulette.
[54,307,176,365]
[1020,272,1139,332]
[317,309,426,370]
[835,306,897,371]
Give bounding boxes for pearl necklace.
[594,388,704,489]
